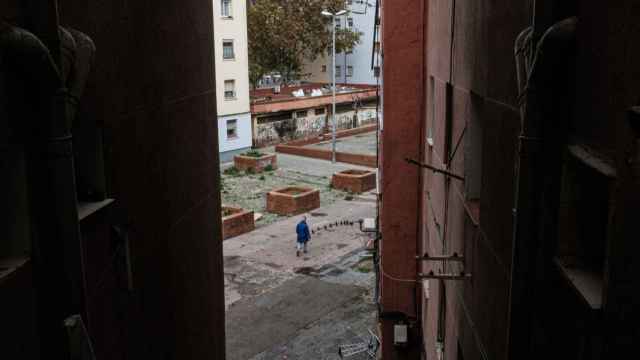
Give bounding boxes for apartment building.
[378,1,640,359]
[303,0,380,85]
[214,0,252,161]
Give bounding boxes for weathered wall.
[378,0,425,358]
[421,0,531,359]
[254,107,376,147]
[54,0,226,358]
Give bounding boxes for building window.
[347,17,354,28]
[221,0,232,17]
[374,41,381,53]
[315,108,325,115]
[321,65,327,72]
[223,40,234,60]
[347,66,354,77]
[226,119,237,139]
[335,65,342,77]
[427,76,435,145]
[224,80,236,99]
[296,110,308,118]
[335,18,341,30]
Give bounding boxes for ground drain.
[310,212,328,217]
[294,267,315,275]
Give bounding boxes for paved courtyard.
[222,146,379,360]
[305,131,377,156]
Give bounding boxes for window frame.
[221,0,232,18]
[346,65,354,77]
[224,79,236,100]
[226,119,238,139]
[222,39,235,60]
[335,65,342,78]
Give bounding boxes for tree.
[248,0,362,87]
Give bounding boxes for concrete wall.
[253,106,376,147]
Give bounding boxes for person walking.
[296,216,311,257]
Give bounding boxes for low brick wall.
[266,187,320,216]
[332,169,377,193]
[234,153,277,172]
[222,206,255,240]
[285,124,377,147]
[275,144,377,168]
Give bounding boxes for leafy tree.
[248,0,362,86]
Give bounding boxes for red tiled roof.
[250,83,377,114]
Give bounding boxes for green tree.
[248,0,362,87]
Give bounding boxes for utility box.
[393,323,408,346]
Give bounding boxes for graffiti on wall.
[254,109,377,147]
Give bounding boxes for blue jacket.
[296,221,311,243]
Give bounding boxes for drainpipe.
[508,16,577,359]
[0,23,92,357]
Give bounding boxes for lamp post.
[322,9,347,163]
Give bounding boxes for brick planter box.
[266,187,320,216]
[222,206,255,240]
[233,153,277,173]
[331,169,377,193]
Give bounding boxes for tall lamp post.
[322,9,347,163]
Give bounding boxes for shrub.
[264,164,274,172]
[243,149,264,158]
[223,166,240,176]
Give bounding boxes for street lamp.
[322,9,348,163]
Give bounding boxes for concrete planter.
[331,169,376,193]
[233,153,277,173]
[266,186,320,216]
[222,206,255,240]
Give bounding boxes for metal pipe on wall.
[508,16,577,359]
[1,19,94,357]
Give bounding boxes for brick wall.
[275,144,377,168]
[266,188,320,216]
[331,170,376,193]
[222,208,255,239]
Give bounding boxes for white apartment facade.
[214,0,252,162]
[303,0,380,85]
